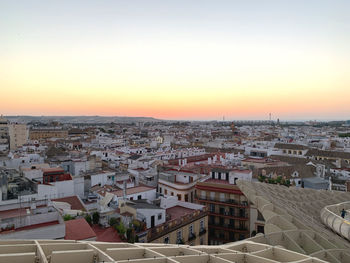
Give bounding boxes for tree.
[92,212,100,224]
[115,222,126,235]
[109,217,118,227]
[85,214,92,225]
[63,214,75,221]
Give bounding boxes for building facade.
[8,123,28,150]
[195,169,251,245]
[29,128,68,140]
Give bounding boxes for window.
[164,189,167,195]
[239,221,246,230]
[176,230,182,241]
[209,204,215,213]
[219,193,225,201]
[158,213,162,220]
[171,192,174,196]
[210,192,215,201]
[159,187,162,193]
[177,194,181,201]
[257,225,264,234]
[184,194,188,202]
[239,208,245,218]
[200,219,204,230]
[200,237,204,245]
[189,224,193,234]
[138,195,142,200]
[209,215,215,225]
[164,236,169,244]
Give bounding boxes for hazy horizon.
[1,0,349,120]
[3,114,350,122]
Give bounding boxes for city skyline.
[1,0,349,120]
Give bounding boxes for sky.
[0,0,349,121]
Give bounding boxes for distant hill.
[5,116,164,124]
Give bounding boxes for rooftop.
[166,205,195,221]
[91,225,122,242]
[52,196,86,211]
[97,185,155,197]
[127,199,162,210]
[203,178,231,185]
[65,218,96,240]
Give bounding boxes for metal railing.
[196,196,249,207]
[199,228,207,236]
[320,201,350,242]
[188,232,196,241]
[147,208,208,241]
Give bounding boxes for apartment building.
[8,123,28,150]
[148,203,208,246]
[29,128,68,140]
[274,143,308,156]
[0,115,9,154]
[195,168,252,245]
[119,197,208,246]
[158,169,208,202]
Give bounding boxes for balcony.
[147,209,208,242]
[195,196,249,208]
[210,222,249,232]
[208,211,249,220]
[176,238,185,244]
[188,232,196,241]
[199,228,207,236]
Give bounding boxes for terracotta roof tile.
[65,218,96,240]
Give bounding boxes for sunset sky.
[1,0,349,121]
